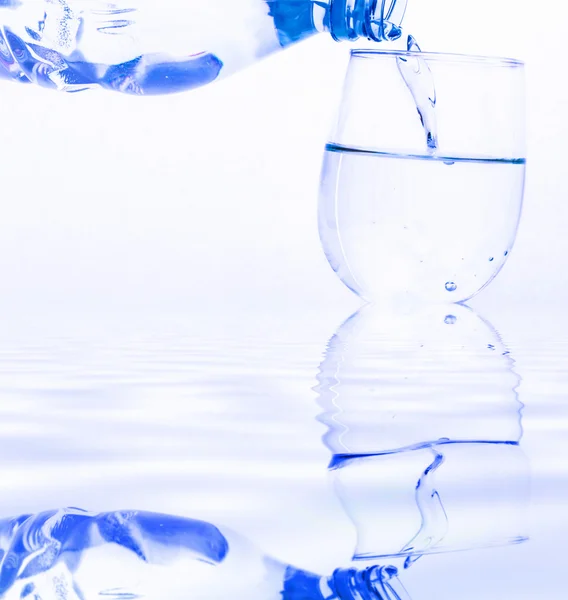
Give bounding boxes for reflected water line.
[329,439,521,469]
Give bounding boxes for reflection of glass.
[316,304,530,565]
[318,51,526,303]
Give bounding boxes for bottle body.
[0,0,406,95]
[0,507,406,599]
[0,508,284,599]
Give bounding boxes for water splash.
[396,35,438,153]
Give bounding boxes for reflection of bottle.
[316,304,530,564]
[0,0,406,95]
[0,508,410,599]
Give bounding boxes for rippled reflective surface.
[316,305,529,565]
[0,303,565,598]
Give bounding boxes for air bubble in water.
[445,282,457,292]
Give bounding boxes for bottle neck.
[328,566,411,600]
[323,0,408,42]
[283,565,411,600]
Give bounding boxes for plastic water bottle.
[0,0,407,95]
[0,507,411,599]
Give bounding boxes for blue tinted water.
[318,146,525,304]
[0,304,564,597]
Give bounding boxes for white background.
[0,2,566,595]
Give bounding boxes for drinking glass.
[318,50,526,304]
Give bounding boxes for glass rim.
[350,49,524,68]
